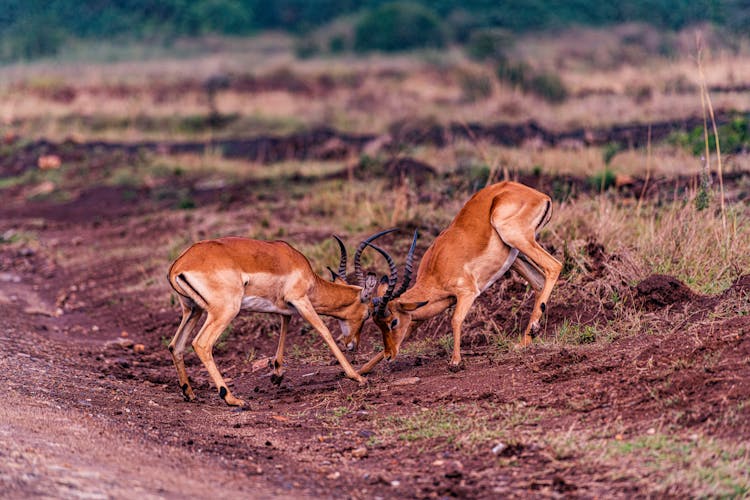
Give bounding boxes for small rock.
[491,442,507,456]
[105,338,134,349]
[358,429,375,438]
[647,428,656,435]
[432,459,445,466]
[38,154,61,170]
[390,480,400,487]
[133,344,145,354]
[351,446,368,459]
[391,376,420,386]
[327,471,341,480]
[120,331,129,338]
[91,325,99,332]
[0,273,21,283]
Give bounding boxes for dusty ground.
[1,140,749,498]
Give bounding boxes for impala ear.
[397,300,428,312]
[327,266,338,282]
[376,275,389,297]
[360,272,378,301]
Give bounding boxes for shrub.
[182,0,253,35]
[588,168,617,191]
[466,28,513,61]
[1,17,66,60]
[671,114,750,156]
[527,73,568,103]
[496,60,568,103]
[354,2,446,53]
[458,71,493,102]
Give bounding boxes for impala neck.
[309,276,362,318]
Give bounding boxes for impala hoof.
[181,383,196,402]
[448,361,465,372]
[270,372,284,386]
[224,396,246,407]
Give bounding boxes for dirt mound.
[635,274,697,310]
[635,274,696,311]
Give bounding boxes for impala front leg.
[290,297,366,385]
[448,294,476,370]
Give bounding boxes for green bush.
[588,168,617,191]
[354,2,446,53]
[496,60,568,103]
[671,114,750,156]
[1,17,66,60]
[466,28,513,61]
[182,0,253,35]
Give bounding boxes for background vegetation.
[1,0,749,61]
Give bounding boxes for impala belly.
[462,234,518,293]
[240,270,301,315]
[241,295,294,314]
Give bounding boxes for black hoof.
[448,362,465,373]
[270,373,284,386]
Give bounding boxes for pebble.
[0,273,21,283]
[327,471,341,480]
[491,442,507,456]
[391,376,421,386]
[351,446,368,459]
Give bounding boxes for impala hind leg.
[168,297,203,401]
[270,315,290,385]
[289,297,366,385]
[493,202,561,347]
[504,241,560,346]
[191,305,245,406]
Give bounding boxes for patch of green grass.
[606,433,750,497]
[555,320,599,345]
[376,402,542,452]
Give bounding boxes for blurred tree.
[354,1,446,52]
[0,0,744,61]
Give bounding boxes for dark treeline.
[1,0,748,60]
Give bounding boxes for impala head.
[365,230,428,360]
[327,228,398,351]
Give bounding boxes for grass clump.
[672,114,750,156]
[496,60,568,103]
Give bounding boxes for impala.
[166,229,394,406]
[359,181,562,374]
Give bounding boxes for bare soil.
[1,151,749,498]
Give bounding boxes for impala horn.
[328,234,348,281]
[353,228,398,287]
[366,229,418,317]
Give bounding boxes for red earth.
[1,150,749,498]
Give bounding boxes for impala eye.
[390,318,398,328]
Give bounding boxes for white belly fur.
[480,248,520,292]
[241,295,294,314]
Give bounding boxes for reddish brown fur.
[167,237,370,407]
[361,181,561,374]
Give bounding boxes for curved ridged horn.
[353,228,398,287]
[331,234,347,281]
[392,230,418,299]
[363,242,398,317]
